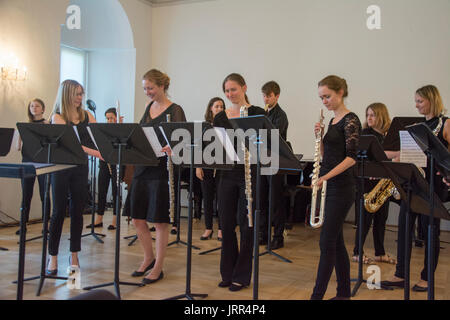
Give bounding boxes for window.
[60,45,86,86]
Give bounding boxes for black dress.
[130,102,186,223]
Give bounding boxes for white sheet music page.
[86,127,99,150]
[142,127,165,158]
[399,130,427,167]
[214,127,240,162]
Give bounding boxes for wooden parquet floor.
[1,209,450,300]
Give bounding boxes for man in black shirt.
[259,81,289,249]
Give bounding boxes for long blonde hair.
[51,79,86,123]
[364,103,391,135]
[416,85,446,117]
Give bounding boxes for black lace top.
[134,102,186,179]
[320,112,361,185]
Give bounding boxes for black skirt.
[130,166,170,223]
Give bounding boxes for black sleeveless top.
[320,112,362,186]
[424,116,449,201]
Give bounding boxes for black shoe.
[259,234,268,246]
[218,280,231,288]
[131,259,156,277]
[107,225,116,230]
[46,259,57,276]
[412,284,428,292]
[229,283,245,292]
[170,228,177,235]
[218,237,222,242]
[329,296,350,300]
[415,240,424,248]
[200,231,213,240]
[86,222,103,228]
[380,280,405,288]
[141,271,164,285]
[149,226,156,232]
[269,238,284,250]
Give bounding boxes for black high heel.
[200,230,213,240]
[131,259,156,277]
[46,258,57,276]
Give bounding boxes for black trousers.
[259,174,286,240]
[311,184,355,300]
[97,161,117,215]
[395,201,440,281]
[48,165,88,255]
[200,169,220,230]
[20,174,50,223]
[352,200,389,257]
[218,171,255,286]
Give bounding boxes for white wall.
[151,0,450,157]
[0,0,69,222]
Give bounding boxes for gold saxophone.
[240,105,255,227]
[166,114,175,224]
[364,116,442,213]
[310,110,327,229]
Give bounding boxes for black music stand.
[83,123,159,299]
[406,122,450,300]
[366,161,449,300]
[351,135,393,296]
[0,128,14,251]
[160,121,217,300]
[229,115,303,299]
[16,123,87,296]
[383,117,424,151]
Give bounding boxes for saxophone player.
[351,103,396,265]
[310,75,361,300]
[213,73,265,292]
[381,85,450,292]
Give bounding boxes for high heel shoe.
[200,230,213,240]
[46,258,57,276]
[141,270,164,285]
[131,259,156,277]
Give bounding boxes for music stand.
[351,135,393,296]
[83,123,159,299]
[16,123,87,296]
[160,121,218,300]
[229,115,303,299]
[406,122,450,299]
[383,117,424,151]
[0,128,14,251]
[365,160,449,300]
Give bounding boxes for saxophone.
[166,114,176,224]
[310,110,327,229]
[364,116,443,213]
[240,105,253,227]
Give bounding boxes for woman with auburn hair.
[196,97,225,241]
[381,85,450,293]
[130,69,186,285]
[310,75,361,300]
[15,98,50,235]
[47,79,101,275]
[213,73,265,292]
[351,103,396,265]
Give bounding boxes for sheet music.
[86,127,99,150]
[72,126,81,142]
[143,127,165,158]
[400,130,427,167]
[214,127,240,162]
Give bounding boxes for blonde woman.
[382,85,450,292]
[351,103,395,265]
[46,80,101,275]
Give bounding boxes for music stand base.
[81,231,106,243]
[165,292,208,300]
[259,249,292,263]
[199,246,221,255]
[84,280,142,300]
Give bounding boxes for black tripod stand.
[84,123,158,299]
[81,155,106,243]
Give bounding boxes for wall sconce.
[1,53,27,81]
